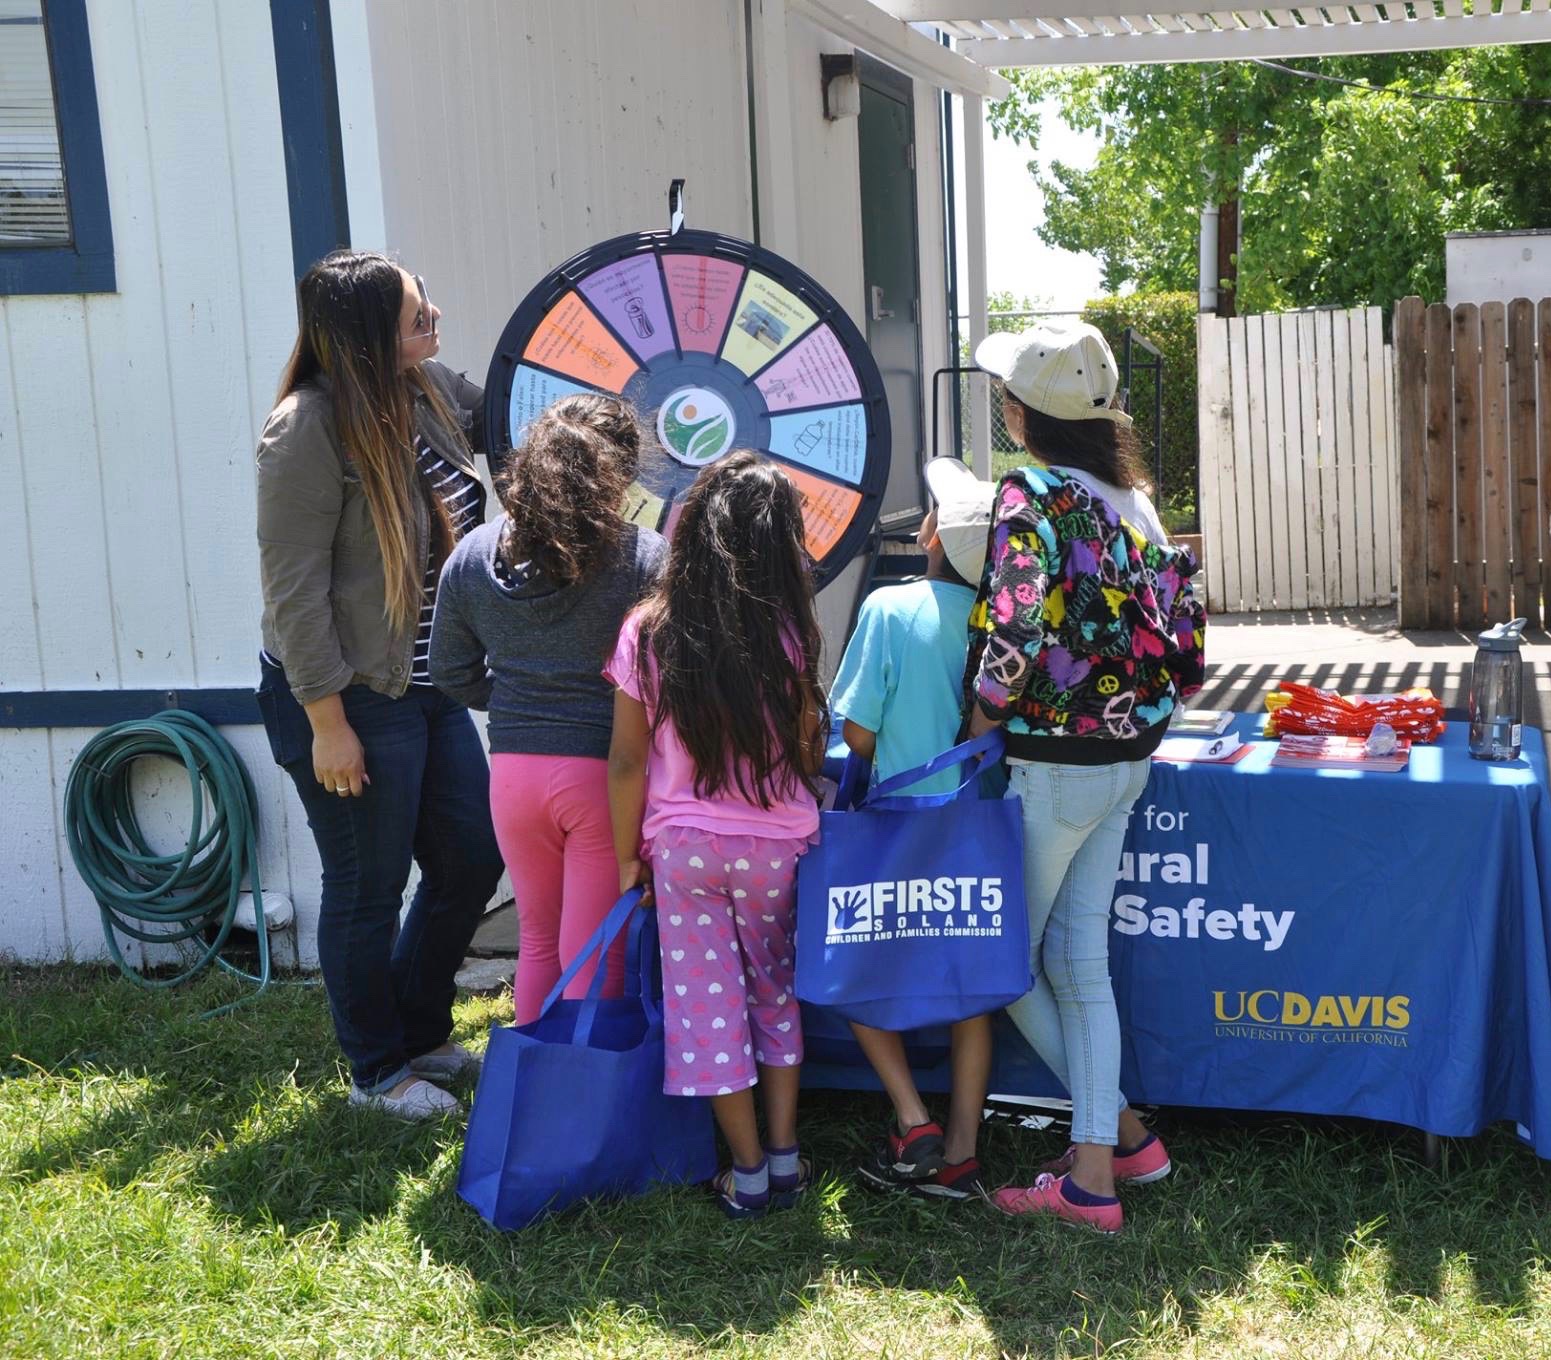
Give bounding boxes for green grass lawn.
[4,966,1550,1360]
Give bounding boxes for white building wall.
[782,10,951,671]
[0,0,307,963]
[342,0,756,381]
[783,11,870,669]
[1446,231,1551,309]
[0,0,957,964]
[782,12,951,435]
[340,0,951,680]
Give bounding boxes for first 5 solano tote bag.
[457,891,716,1231]
[796,731,1030,1031]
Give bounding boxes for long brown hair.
[276,250,469,632]
[634,453,826,807]
[496,394,640,588]
[1005,390,1153,494]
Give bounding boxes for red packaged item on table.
[1264,683,1446,742]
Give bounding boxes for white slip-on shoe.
[348,1077,460,1120]
[408,1042,482,1082]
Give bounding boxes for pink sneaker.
[1042,1134,1171,1185]
[992,1173,1123,1234]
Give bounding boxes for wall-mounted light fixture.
[822,52,860,121]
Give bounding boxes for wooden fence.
[1197,306,1397,614]
[1394,296,1549,632]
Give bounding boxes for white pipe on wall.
[962,91,991,478]
[1199,202,1218,314]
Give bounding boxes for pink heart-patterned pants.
[652,826,808,1097]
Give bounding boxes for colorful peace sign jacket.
[963,465,1206,765]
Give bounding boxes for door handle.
[870,285,894,321]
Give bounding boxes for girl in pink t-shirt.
[605,452,825,1219]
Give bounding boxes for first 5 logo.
[825,877,1006,938]
[828,885,874,935]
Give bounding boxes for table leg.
[1423,1131,1441,1169]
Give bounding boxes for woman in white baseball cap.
[966,321,1206,1233]
[974,320,1167,541]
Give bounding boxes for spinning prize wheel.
[484,225,890,588]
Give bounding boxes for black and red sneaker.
[857,1119,946,1190]
[910,1157,987,1203]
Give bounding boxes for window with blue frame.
[0,0,113,294]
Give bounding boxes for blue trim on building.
[1,689,261,730]
[0,0,116,296]
[269,0,350,281]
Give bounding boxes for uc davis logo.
[827,884,874,938]
[1211,989,1412,1049]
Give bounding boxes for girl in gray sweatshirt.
[430,395,664,1022]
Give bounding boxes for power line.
[1251,56,1551,107]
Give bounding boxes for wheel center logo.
[657,387,735,467]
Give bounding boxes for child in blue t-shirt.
[829,455,999,1202]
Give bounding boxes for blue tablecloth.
[803,718,1551,1157]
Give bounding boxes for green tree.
[988,48,1551,313]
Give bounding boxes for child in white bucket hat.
[828,453,1000,1204]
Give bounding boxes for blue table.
[804,718,1551,1158]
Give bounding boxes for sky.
[952,96,1106,316]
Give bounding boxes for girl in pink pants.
[486,754,622,1023]
[429,395,665,1023]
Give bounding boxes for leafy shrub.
[1080,291,1199,529]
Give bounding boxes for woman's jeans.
[258,657,505,1092]
[1006,757,1152,1146]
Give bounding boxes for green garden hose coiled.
[64,709,272,1016]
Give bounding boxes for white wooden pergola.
[830,0,1551,470]
[878,0,1551,65]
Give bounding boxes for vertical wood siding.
[1394,294,1551,630]
[353,1,951,680]
[1198,306,1398,613]
[0,0,298,962]
[355,0,756,383]
[2,0,956,961]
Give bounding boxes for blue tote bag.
[795,731,1030,1030]
[457,891,716,1230]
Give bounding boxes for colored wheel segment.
[484,228,890,589]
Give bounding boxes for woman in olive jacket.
[256,250,505,1119]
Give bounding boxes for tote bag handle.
[833,751,872,812]
[860,729,1006,812]
[622,893,662,1026]
[535,889,645,1045]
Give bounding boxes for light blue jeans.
[1006,757,1152,1146]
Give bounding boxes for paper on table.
[1155,733,1244,763]
[1170,708,1234,736]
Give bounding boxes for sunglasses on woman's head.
[406,274,437,338]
